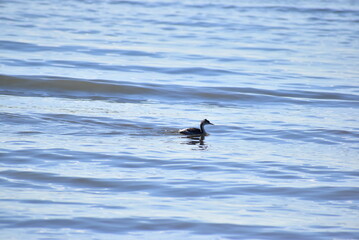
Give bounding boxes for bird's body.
[179,127,203,135]
[179,119,214,135]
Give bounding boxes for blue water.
[1,0,359,239]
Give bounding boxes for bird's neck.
[200,123,206,134]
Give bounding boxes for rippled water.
[1,0,359,239]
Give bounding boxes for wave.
[0,40,161,57]
[2,167,359,201]
[0,215,322,239]
[241,128,359,145]
[106,0,359,17]
[1,75,358,107]
[2,58,237,76]
[1,74,358,106]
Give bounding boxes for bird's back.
[179,127,202,135]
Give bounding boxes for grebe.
[179,119,214,135]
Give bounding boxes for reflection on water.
[182,135,208,150]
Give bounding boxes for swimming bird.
[179,119,214,135]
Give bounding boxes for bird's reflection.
[181,135,208,150]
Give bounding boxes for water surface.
[1,0,359,239]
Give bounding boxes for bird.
[178,119,214,135]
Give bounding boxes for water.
[1,0,359,239]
